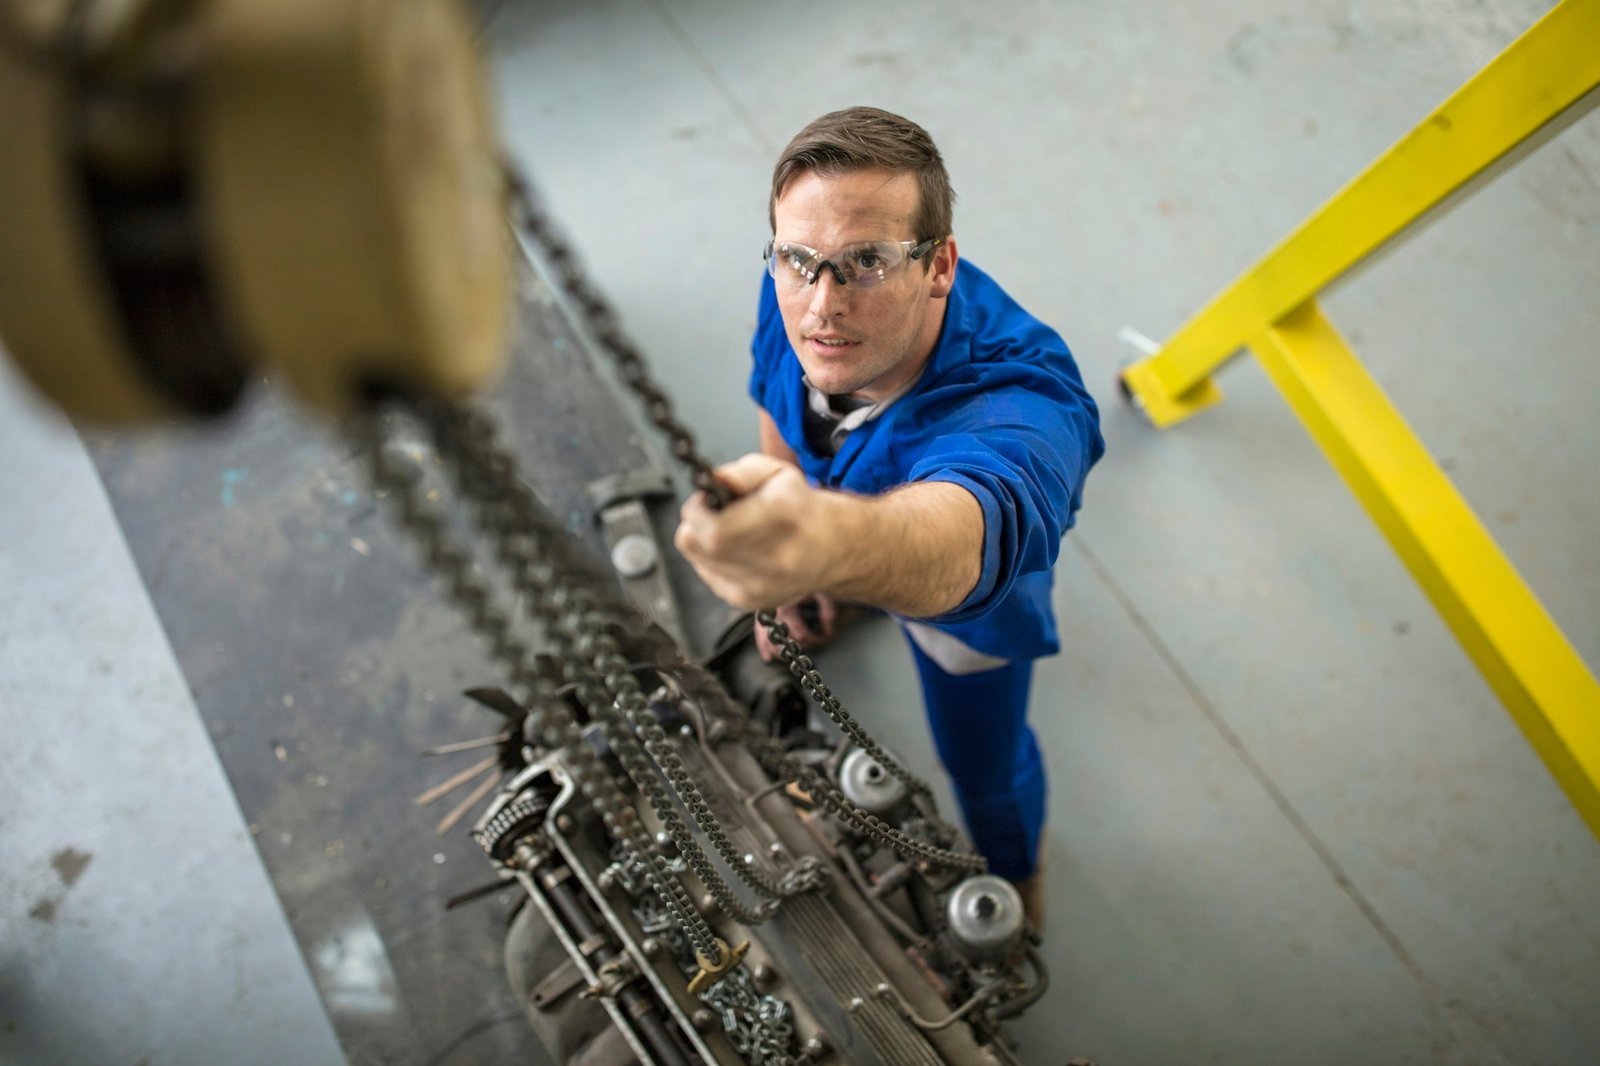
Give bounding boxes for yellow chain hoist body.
[0,0,510,424]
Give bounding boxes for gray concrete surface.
[0,357,346,1066]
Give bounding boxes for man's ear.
[928,235,959,299]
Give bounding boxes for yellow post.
[1121,0,1600,428]
[1249,302,1600,839]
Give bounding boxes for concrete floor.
[3,0,1598,1063]
[0,359,345,1066]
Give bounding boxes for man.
[675,107,1103,925]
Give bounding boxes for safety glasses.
[762,237,942,290]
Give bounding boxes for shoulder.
[950,261,1073,366]
[750,272,793,389]
[753,272,786,354]
[896,263,1102,466]
[921,264,1090,414]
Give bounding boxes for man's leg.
[904,636,1046,887]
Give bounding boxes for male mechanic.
[675,107,1103,925]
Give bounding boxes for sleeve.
[748,272,783,409]
[906,379,1102,623]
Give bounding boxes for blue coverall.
[749,261,1104,880]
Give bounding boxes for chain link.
[758,610,934,797]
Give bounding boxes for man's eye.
[850,252,883,271]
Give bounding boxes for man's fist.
[674,453,842,610]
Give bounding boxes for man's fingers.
[814,593,838,638]
[713,452,790,499]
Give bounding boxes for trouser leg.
[904,636,1045,881]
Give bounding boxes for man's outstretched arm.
[675,453,983,619]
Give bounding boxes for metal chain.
[348,412,727,965]
[577,612,923,887]
[662,649,985,872]
[506,168,933,802]
[422,402,829,925]
[505,168,729,509]
[758,610,934,797]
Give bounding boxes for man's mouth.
[808,335,857,351]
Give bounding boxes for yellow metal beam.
[1250,300,1600,839]
[1122,0,1600,427]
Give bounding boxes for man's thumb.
[713,452,789,499]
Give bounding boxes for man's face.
[770,168,956,401]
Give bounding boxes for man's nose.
[806,266,849,319]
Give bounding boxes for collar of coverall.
[801,368,926,452]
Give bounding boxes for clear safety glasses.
[762,237,942,290]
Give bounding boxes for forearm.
[818,481,983,618]
[676,454,983,618]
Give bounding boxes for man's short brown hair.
[769,107,955,243]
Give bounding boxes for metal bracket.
[529,955,586,1011]
[586,467,688,649]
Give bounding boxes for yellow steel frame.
[1121,0,1600,838]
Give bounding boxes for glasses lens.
[837,241,908,289]
[767,242,820,288]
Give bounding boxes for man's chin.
[798,362,867,397]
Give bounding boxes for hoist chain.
[506,169,934,804]
[759,610,934,798]
[422,402,831,926]
[348,411,726,965]
[663,656,985,873]
[505,168,730,510]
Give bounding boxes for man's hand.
[675,451,984,620]
[674,453,835,611]
[754,594,837,662]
